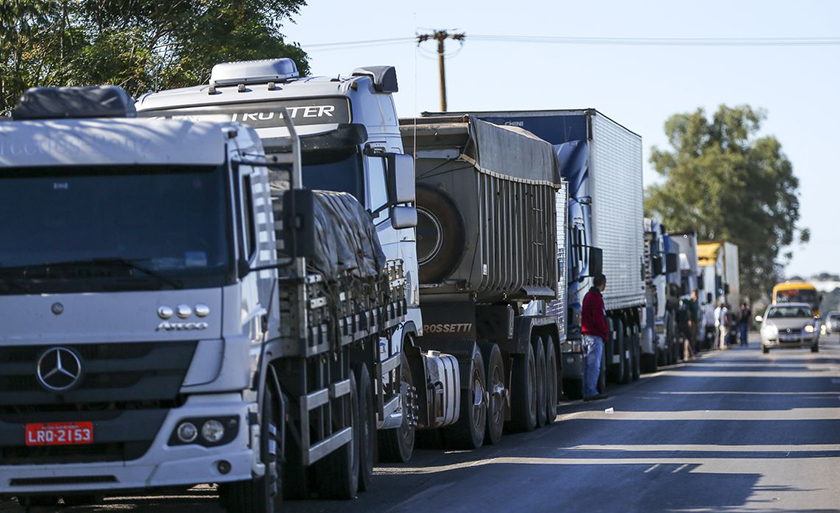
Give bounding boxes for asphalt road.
[5,333,840,512]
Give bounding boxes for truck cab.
[0,86,278,505]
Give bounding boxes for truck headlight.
[763,325,778,337]
[201,420,226,443]
[804,324,815,334]
[177,422,198,443]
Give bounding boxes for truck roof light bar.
[210,58,299,87]
[12,86,136,120]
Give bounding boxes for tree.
[0,0,308,114]
[645,105,809,302]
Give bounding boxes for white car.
[756,303,819,354]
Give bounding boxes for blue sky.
[283,0,839,278]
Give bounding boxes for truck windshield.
[0,164,231,294]
[301,150,363,201]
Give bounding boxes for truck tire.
[508,342,537,432]
[378,352,415,463]
[220,385,281,513]
[480,342,505,445]
[313,373,359,500]
[533,337,548,428]
[352,362,375,492]
[444,347,486,450]
[609,319,626,384]
[544,338,559,425]
[416,183,466,284]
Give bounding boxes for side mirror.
[386,154,415,204]
[588,247,603,278]
[390,205,417,229]
[652,255,663,276]
[665,253,678,273]
[755,315,763,323]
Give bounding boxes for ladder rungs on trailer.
[304,427,352,466]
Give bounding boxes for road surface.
[5,333,840,512]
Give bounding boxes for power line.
[304,35,840,50]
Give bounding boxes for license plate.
[25,422,93,446]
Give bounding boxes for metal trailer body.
[429,109,645,392]
[136,61,432,467]
[400,115,566,441]
[661,233,683,364]
[722,242,741,309]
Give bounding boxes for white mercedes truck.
[0,84,410,511]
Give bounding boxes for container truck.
[642,219,680,372]
[433,109,646,397]
[400,114,567,444]
[0,81,412,511]
[669,232,708,350]
[661,232,683,364]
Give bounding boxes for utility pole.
[417,30,465,112]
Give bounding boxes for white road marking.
[672,464,689,473]
[644,464,660,473]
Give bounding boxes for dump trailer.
[432,109,645,396]
[400,115,567,444]
[642,219,680,372]
[0,84,410,510]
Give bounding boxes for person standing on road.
[582,274,609,401]
[690,290,701,353]
[719,303,730,349]
[678,297,696,360]
[738,302,751,347]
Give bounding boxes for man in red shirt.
[581,273,609,401]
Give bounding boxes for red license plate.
[25,422,93,446]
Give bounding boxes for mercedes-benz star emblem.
[37,347,82,391]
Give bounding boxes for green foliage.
[646,105,807,302]
[0,0,308,114]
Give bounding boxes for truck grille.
[0,341,197,409]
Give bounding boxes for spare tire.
[416,183,466,284]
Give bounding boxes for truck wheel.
[508,342,537,432]
[353,362,375,492]
[444,347,486,450]
[533,338,548,428]
[378,352,415,463]
[609,319,626,384]
[480,342,505,444]
[220,385,281,513]
[416,183,466,284]
[545,338,559,425]
[313,373,359,499]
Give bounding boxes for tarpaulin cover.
[12,86,136,120]
[467,117,561,185]
[309,190,385,279]
[269,170,385,281]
